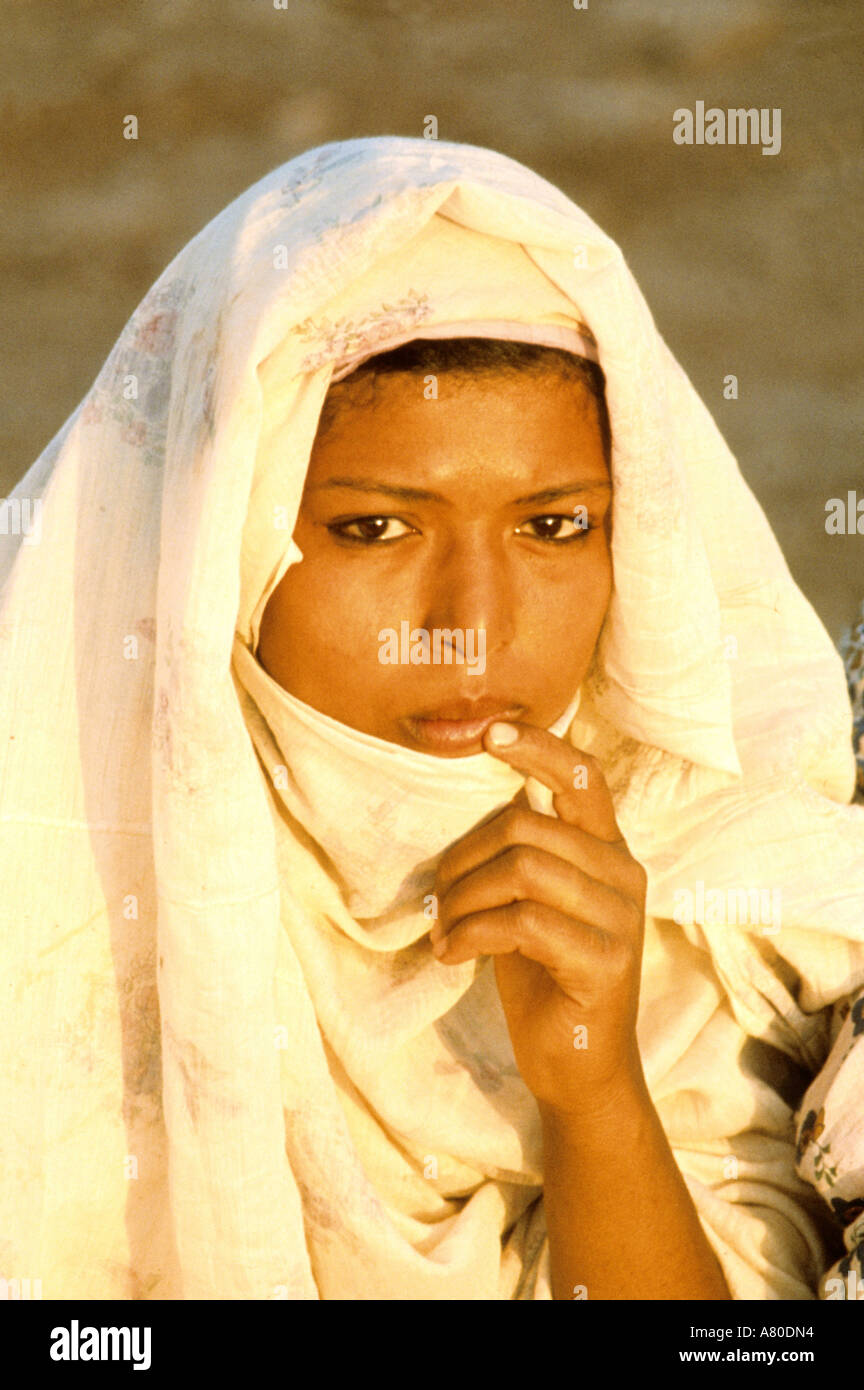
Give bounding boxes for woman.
[1,136,863,1301]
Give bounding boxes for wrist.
[538,1068,652,1142]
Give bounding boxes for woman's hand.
[430,720,648,1122]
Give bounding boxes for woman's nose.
[420,536,516,652]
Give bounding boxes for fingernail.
[488,721,519,746]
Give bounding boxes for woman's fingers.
[433,898,634,993]
[434,800,642,907]
[434,841,636,938]
[482,720,623,841]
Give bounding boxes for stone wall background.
[2,0,861,639]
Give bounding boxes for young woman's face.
[257,370,613,756]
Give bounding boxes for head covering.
[2,136,863,1302]
[329,316,600,382]
[232,641,582,926]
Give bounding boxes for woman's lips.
[404,704,524,752]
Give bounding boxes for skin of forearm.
[539,1077,732,1301]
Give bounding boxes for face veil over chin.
[1,136,863,1301]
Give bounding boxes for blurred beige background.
[2,0,861,640]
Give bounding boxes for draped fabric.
[2,136,863,1300]
[790,607,864,1298]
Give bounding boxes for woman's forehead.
[303,376,612,502]
[308,408,613,508]
[313,367,608,448]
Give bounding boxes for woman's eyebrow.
[310,477,449,503]
[511,482,612,505]
[310,477,612,505]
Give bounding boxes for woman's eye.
[328,513,595,545]
[328,515,414,544]
[515,513,594,543]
